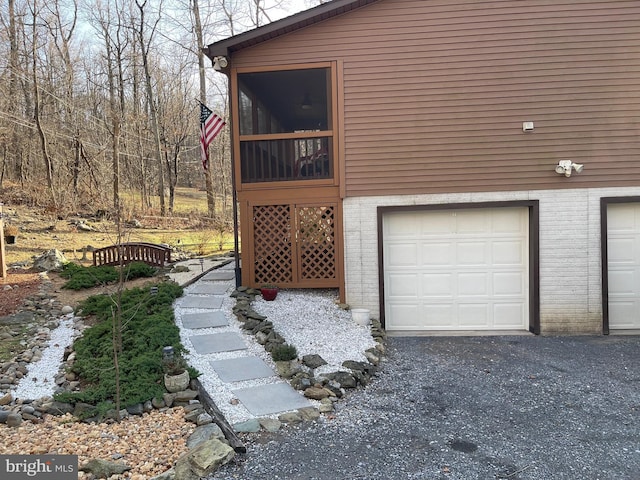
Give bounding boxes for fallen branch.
[193,378,246,454]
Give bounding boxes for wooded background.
[0,0,319,220]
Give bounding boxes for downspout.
[229,78,241,288]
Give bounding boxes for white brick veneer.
[343,187,640,334]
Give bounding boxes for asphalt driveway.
[211,335,640,480]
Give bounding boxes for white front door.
[383,207,529,332]
[607,203,640,330]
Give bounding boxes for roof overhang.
[204,0,381,61]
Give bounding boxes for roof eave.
[205,0,381,61]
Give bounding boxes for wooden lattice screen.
[298,206,336,280]
[252,203,337,286]
[253,204,294,285]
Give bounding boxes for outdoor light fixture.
[162,346,174,363]
[213,56,228,71]
[555,160,584,178]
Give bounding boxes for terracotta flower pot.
[260,287,278,301]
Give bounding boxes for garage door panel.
[456,211,489,233]
[493,272,525,296]
[458,273,489,296]
[387,243,418,266]
[385,212,420,236]
[458,304,488,326]
[422,273,453,297]
[387,304,421,329]
[421,242,454,266]
[457,242,488,265]
[419,211,454,234]
[607,203,640,330]
[608,238,635,263]
[607,205,636,231]
[387,273,419,297]
[492,209,527,233]
[384,207,529,331]
[608,303,636,328]
[422,304,455,328]
[608,270,635,294]
[493,241,524,265]
[493,304,526,327]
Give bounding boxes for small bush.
[55,282,186,407]
[271,343,298,362]
[123,261,156,280]
[61,261,157,290]
[61,263,118,290]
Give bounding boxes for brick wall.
[343,187,640,334]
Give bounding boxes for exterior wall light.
[213,56,228,71]
[555,160,584,178]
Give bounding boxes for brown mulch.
[0,269,43,316]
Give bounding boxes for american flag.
[200,102,226,171]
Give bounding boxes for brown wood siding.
[229,0,640,197]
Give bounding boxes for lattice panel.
[298,206,336,280]
[252,204,293,285]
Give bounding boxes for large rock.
[186,424,225,449]
[174,439,234,480]
[33,249,68,272]
[302,354,327,369]
[80,459,131,478]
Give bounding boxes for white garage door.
[607,203,640,330]
[383,207,529,331]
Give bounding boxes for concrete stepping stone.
[210,356,275,383]
[190,332,247,354]
[181,312,228,329]
[232,383,311,416]
[203,270,235,281]
[180,296,223,309]
[189,283,230,295]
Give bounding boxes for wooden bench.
[92,242,171,268]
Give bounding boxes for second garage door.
[383,207,529,332]
[606,202,640,330]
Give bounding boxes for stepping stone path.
[177,267,311,419]
[181,312,228,329]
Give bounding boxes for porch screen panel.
[252,204,293,285]
[297,205,336,281]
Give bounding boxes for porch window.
[237,67,334,183]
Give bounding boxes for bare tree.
[29,0,57,205]
[134,0,166,216]
[192,0,216,217]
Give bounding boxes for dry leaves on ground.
[0,270,42,317]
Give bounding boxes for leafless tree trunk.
[30,0,56,206]
[135,0,166,216]
[192,0,216,217]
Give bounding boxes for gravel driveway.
[210,335,640,480]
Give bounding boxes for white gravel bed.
[174,278,377,425]
[13,315,78,401]
[251,289,377,375]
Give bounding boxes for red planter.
[260,287,278,301]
